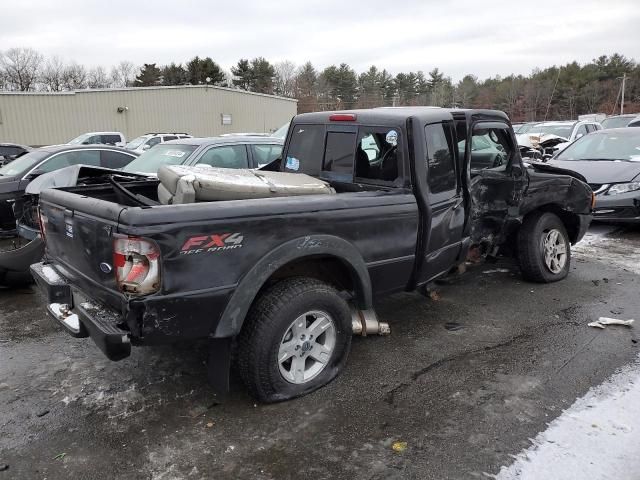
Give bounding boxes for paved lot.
[1,225,639,479]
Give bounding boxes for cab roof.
[294,107,510,125]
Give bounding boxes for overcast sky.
[3,0,640,81]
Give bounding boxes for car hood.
[0,175,22,195]
[547,160,640,184]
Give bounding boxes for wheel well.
[263,255,356,299]
[526,205,581,243]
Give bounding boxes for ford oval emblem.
[99,262,113,274]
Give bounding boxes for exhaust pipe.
[351,307,390,336]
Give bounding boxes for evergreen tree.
[134,63,161,87]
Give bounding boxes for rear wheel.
[236,277,352,402]
[518,211,571,283]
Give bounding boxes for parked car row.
[0,127,287,286]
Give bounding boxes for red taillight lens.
[329,113,357,122]
[113,235,160,295]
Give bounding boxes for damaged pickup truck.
[31,108,594,402]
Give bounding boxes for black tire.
[518,211,571,283]
[236,277,352,403]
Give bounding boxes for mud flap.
[207,337,232,396]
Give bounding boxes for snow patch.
[494,354,640,479]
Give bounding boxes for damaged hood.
[525,161,588,183]
[538,134,569,148]
[25,165,149,194]
[547,160,640,184]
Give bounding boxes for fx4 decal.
[180,233,244,255]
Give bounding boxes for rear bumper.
[31,261,131,361]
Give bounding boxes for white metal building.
[0,86,297,146]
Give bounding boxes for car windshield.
[125,136,149,150]
[0,150,49,176]
[272,122,290,139]
[601,117,634,129]
[68,133,92,145]
[122,144,198,173]
[555,132,640,162]
[518,123,541,134]
[531,124,574,138]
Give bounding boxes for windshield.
[518,123,541,134]
[126,136,149,150]
[122,144,197,173]
[272,122,290,139]
[0,150,49,176]
[601,117,633,129]
[555,132,640,162]
[68,133,92,145]
[531,124,573,138]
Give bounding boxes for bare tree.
[62,63,87,90]
[87,66,110,89]
[274,60,297,97]
[40,56,66,91]
[0,47,43,91]
[110,61,137,88]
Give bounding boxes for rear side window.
[252,144,283,167]
[163,135,178,142]
[284,124,325,175]
[101,150,135,169]
[355,127,400,183]
[103,135,121,145]
[323,132,356,177]
[38,150,101,172]
[196,145,249,169]
[425,123,456,194]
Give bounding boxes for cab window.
[283,124,325,176]
[355,127,400,183]
[425,123,456,194]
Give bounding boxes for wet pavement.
[1,225,639,479]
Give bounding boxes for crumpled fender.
[213,234,372,338]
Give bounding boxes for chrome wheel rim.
[277,310,336,384]
[542,228,567,274]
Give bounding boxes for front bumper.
[592,193,640,224]
[30,261,131,360]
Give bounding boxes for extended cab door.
[417,120,467,282]
[466,120,526,247]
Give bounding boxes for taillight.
[37,207,48,241]
[113,235,160,295]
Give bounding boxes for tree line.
[1,47,638,121]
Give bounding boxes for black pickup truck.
[31,108,593,402]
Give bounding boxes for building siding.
[0,86,297,146]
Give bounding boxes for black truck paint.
[31,108,593,401]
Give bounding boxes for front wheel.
[236,277,352,402]
[518,212,571,283]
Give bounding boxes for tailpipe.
[351,307,390,336]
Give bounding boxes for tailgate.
[39,189,126,308]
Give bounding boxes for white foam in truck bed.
[157,165,336,204]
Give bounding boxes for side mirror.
[142,144,151,151]
[575,133,584,139]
